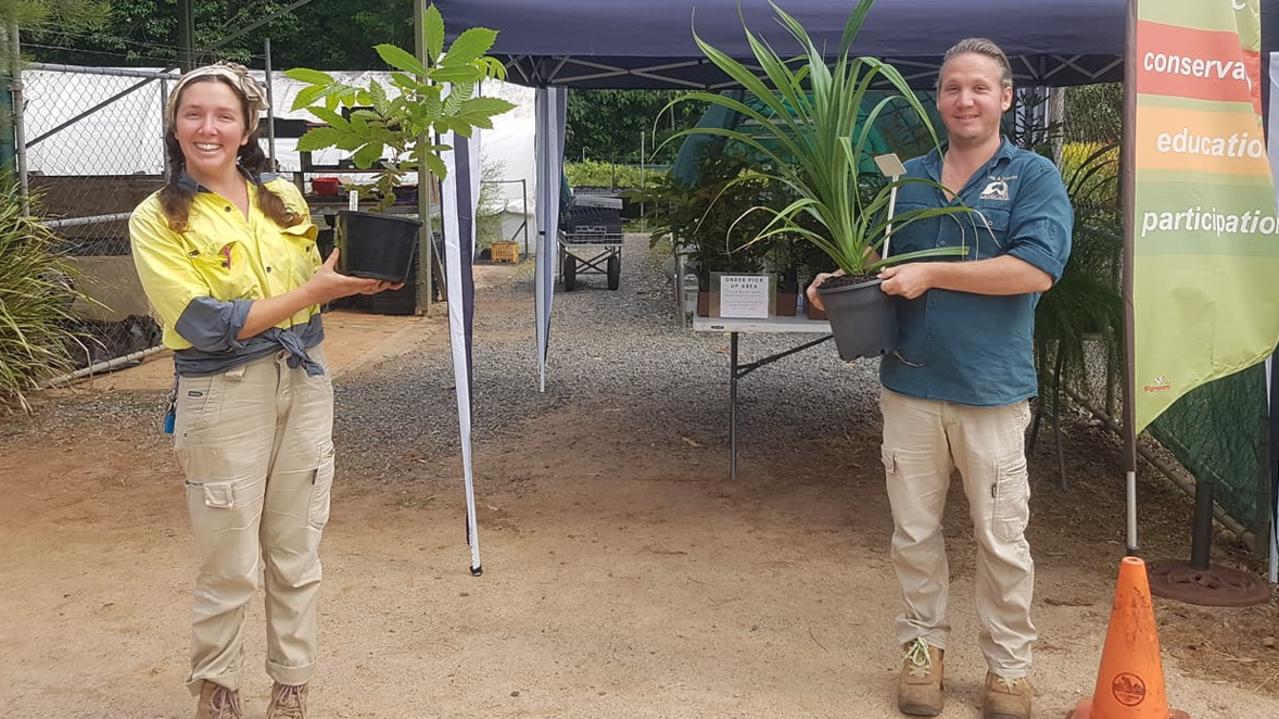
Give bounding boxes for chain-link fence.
[19,60,179,370]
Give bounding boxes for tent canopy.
[437,0,1128,89]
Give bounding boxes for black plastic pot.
[817,277,898,361]
[335,211,421,283]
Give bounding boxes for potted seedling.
[286,3,514,283]
[662,0,971,360]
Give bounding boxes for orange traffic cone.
[1069,556,1190,718]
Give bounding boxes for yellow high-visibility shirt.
[130,177,320,351]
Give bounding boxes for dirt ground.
[2,262,1278,719]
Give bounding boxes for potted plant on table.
[661,0,971,360]
[638,150,775,316]
[285,3,514,283]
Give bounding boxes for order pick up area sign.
[710,273,775,319]
[1129,0,1279,432]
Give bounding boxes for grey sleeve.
[174,297,253,352]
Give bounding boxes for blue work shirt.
[879,138,1073,406]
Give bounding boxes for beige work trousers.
[879,388,1036,678]
[173,348,334,695]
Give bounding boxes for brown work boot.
[896,638,944,716]
[982,672,1032,719]
[266,682,309,719]
[194,680,242,719]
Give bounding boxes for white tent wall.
[477,81,537,216]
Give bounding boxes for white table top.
[692,315,832,334]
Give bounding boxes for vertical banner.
[1130,0,1279,432]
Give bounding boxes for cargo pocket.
[991,454,1030,542]
[307,442,335,530]
[187,479,237,509]
[881,447,897,476]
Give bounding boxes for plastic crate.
[491,241,520,263]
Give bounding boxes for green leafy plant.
[285,3,515,210]
[631,150,776,288]
[1034,142,1122,394]
[660,0,969,277]
[565,160,666,191]
[0,185,89,412]
[1030,142,1123,483]
[0,0,108,32]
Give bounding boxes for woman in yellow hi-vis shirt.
[130,62,398,719]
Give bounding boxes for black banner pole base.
[470,564,483,577]
[1147,559,1270,607]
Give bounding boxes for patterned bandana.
[164,62,269,136]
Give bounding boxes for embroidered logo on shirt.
[979,179,1010,201]
[1142,375,1172,393]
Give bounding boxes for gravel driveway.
[335,233,882,476]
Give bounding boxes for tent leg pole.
[1127,470,1138,553]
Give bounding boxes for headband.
[165,62,268,136]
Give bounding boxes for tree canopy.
[565,89,704,165]
[21,0,412,69]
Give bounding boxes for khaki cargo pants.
[174,348,334,694]
[880,388,1036,678]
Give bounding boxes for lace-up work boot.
[195,680,242,719]
[982,672,1032,719]
[896,638,944,716]
[266,682,309,719]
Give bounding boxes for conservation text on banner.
[1130,0,1279,431]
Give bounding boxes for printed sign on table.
[716,274,772,319]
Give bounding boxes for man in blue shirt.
[808,39,1072,719]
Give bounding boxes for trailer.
[558,194,623,291]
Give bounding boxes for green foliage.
[0,186,89,412]
[636,149,845,294]
[1064,83,1123,144]
[631,152,775,285]
[564,160,664,190]
[565,89,706,164]
[0,0,109,33]
[1034,142,1123,407]
[1058,142,1118,208]
[22,1,412,69]
[662,0,969,277]
[286,3,514,210]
